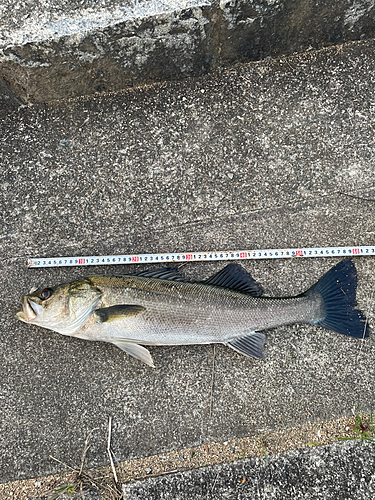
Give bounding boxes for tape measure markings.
[27,245,375,268]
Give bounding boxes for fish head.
[17,278,102,335]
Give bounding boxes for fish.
[17,260,369,367]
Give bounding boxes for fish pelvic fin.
[95,305,146,323]
[113,340,155,368]
[304,259,369,339]
[226,332,266,359]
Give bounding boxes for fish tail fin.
[304,259,369,339]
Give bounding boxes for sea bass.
[17,260,369,367]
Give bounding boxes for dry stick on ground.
[49,455,77,472]
[77,428,99,499]
[49,426,122,500]
[80,428,99,476]
[338,191,375,203]
[108,416,119,484]
[358,289,374,359]
[48,457,121,500]
[211,471,220,493]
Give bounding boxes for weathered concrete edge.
[1,0,375,104]
[0,413,369,499]
[121,439,375,499]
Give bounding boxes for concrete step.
[2,416,374,498]
[122,440,375,499]
[1,0,375,103]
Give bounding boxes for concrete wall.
[0,0,374,103]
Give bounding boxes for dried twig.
[107,416,118,484]
[49,455,77,473]
[211,471,220,492]
[338,191,375,203]
[48,425,122,500]
[358,289,374,358]
[80,428,99,476]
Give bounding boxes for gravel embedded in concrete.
[122,440,375,500]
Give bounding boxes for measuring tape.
[27,245,375,268]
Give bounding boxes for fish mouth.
[17,297,43,322]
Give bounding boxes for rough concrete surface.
[14,440,375,499]
[1,0,375,102]
[0,40,375,491]
[122,440,375,499]
[0,415,368,498]
[0,0,214,103]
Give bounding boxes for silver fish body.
[17,261,369,367]
[77,276,322,343]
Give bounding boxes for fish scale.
[83,277,319,345]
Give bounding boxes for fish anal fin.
[113,340,155,368]
[204,264,263,297]
[226,332,266,359]
[95,305,145,323]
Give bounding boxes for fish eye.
[40,288,53,300]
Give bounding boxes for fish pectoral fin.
[226,332,266,360]
[95,305,146,323]
[113,340,155,368]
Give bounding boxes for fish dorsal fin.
[204,264,263,296]
[132,267,186,281]
[226,332,266,359]
[95,305,146,323]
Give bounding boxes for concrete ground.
[122,440,375,500]
[1,39,375,498]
